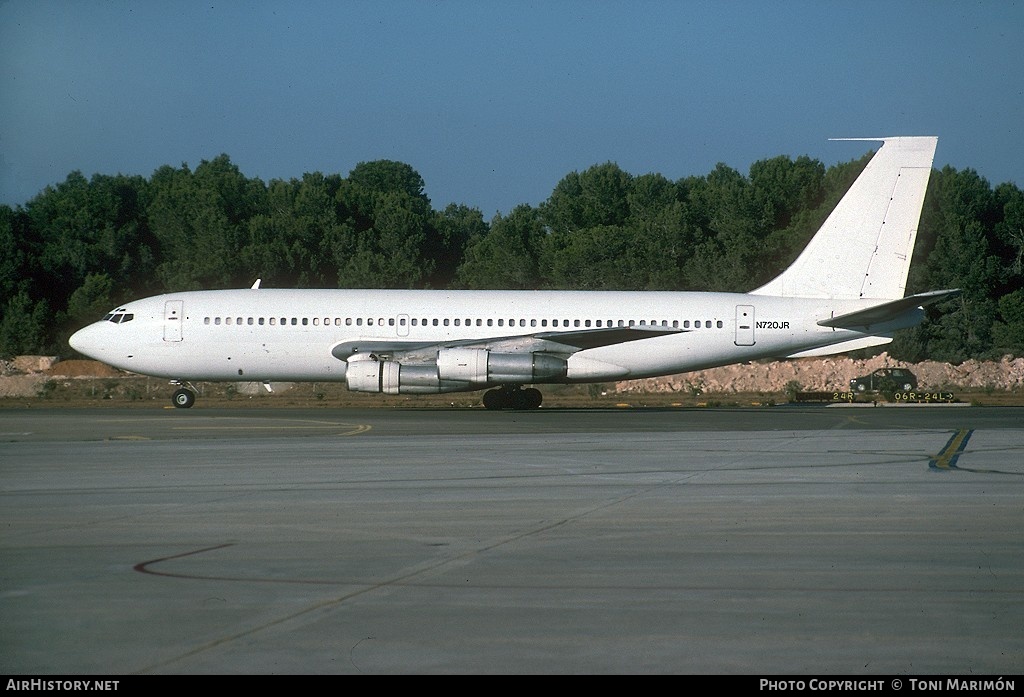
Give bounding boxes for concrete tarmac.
[2,406,1023,674]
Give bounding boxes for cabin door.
[164,300,184,342]
[734,305,755,346]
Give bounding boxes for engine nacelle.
[345,358,469,395]
[436,348,566,384]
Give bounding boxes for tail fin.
[751,136,937,300]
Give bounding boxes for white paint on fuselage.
[69,288,898,384]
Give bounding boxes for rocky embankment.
[615,353,1024,394]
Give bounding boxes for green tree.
[992,182,1024,291]
[626,174,695,289]
[455,205,545,289]
[543,223,648,290]
[347,160,429,203]
[149,156,260,290]
[913,167,1002,362]
[429,203,487,287]
[679,164,763,291]
[0,205,34,304]
[542,162,632,234]
[65,273,116,328]
[0,291,49,357]
[992,289,1024,356]
[332,161,436,288]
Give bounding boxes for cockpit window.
[105,312,134,324]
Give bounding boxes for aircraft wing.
[331,324,682,362]
[533,325,682,349]
[817,289,961,330]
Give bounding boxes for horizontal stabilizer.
[818,289,961,329]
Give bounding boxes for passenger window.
[585,320,591,327]
[248,317,254,325]
[717,320,723,328]
[454,319,460,326]
[269,317,276,325]
[388,318,395,326]
[226,317,233,325]
[443,319,450,326]
[487,319,493,326]
[291,318,298,326]
[204,317,211,325]
[259,318,265,325]
[498,319,504,327]
[312,318,319,326]
[357,318,363,326]
[368,318,374,326]
[237,317,243,325]
[695,321,701,328]
[215,317,222,325]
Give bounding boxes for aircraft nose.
[69,324,102,359]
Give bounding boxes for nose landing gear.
[170,381,197,408]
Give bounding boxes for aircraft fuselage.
[69,288,917,384]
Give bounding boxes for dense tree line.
[1,150,1021,363]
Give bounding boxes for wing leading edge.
[331,324,683,361]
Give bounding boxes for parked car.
[849,367,918,393]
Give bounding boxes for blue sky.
[2,0,1021,216]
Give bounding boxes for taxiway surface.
[2,406,1022,674]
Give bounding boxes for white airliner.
[70,136,958,409]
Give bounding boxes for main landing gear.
[171,381,197,409]
[482,385,543,411]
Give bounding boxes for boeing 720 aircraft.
[69,136,958,409]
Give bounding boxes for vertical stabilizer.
[751,136,937,300]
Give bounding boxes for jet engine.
[436,348,566,383]
[344,348,567,394]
